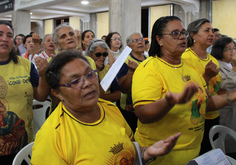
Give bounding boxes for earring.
[193,39,196,43]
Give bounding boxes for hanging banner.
[0,0,14,13]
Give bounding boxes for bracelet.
[141,147,156,165]
[226,93,232,105]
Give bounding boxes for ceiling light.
[81,1,89,5]
[30,12,32,15]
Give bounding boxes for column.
[12,10,31,36]
[109,0,141,47]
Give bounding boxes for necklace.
[174,62,189,82]
[161,56,189,82]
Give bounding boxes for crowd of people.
[1,14,236,165]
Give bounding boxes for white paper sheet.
[186,149,232,165]
[100,46,132,92]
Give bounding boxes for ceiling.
[0,0,199,22]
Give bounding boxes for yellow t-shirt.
[132,57,208,165]
[182,48,222,119]
[31,98,135,165]
[0,56,34,155]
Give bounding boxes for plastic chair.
[209,125,236,153]
[12,142,34,165]
[33,99,51,138]
[132,142,143,165]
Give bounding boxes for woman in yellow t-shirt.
[132,16,236,165]
[31,50,181,165]
[182,18,222,155]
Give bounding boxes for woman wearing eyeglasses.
[182,18,222,155]
[87,39,121,102]
[132,16,236,165]
[31,50,182,164]
[105,32,123,64]
[211,37,236,154]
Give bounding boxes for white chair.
[132,142,143,165]
[12,142,34,165]
[209,125,236,153]
[33,99,51,138]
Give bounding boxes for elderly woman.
[0,21,49,164]
[87,39,121,102]
[31,50,182,164]
[182,18,222,155]
[105,32,123,64]
[132,16,236,165]
[211,37,236,154]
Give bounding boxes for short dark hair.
[149,16,182,57]
[145,40,149,45]
[211,37,235,60]
[213,28,220,33]
[0,21,18,64]
[187,18,210,47]
[23,34,32,44]
[105,32,123,49]
[101,35,107,39]
[45,50,89,90]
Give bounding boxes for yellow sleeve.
[85,56,96,70]
[31,126,68,165]
[132,63,165,108]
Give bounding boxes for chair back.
[33,100,51,138]
[209,125,236,153]
[12,142,34,165]
[132,142,143,165]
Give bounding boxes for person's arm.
[100,91,121,102]
[33,56,50,101]
[32,33,40,59]
[207,91,236,111]
[140,132,181,164]
[31,127,68,165]
[118,60,138,94]
[135,83,198,124]
[75,30,82,54]
[107,48,116,66]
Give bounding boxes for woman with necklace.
[182,18,222,155]
[132,16,236,165]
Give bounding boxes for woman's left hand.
[143,132,181,161]
[35,56,48,77]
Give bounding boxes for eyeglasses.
[15,38,22,41]
[129,38,145,44]
[92,52,108,57]
[224,47,236,52]
[111,37,121,41]
[215,34,222,37]
[59,70,98,89]
[162,31,189,39]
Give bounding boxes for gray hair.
[42,34,52,44]
[52,23,75,44]
[86,39,109,55]
[126,32,143,45]
[187,18,210,47]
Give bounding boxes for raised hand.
[165,82,198,105]
[34,56,48,77]
[143,132,181,161]
[32,33,41,45]
[127,59,138,71]
[203,60,219,81]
